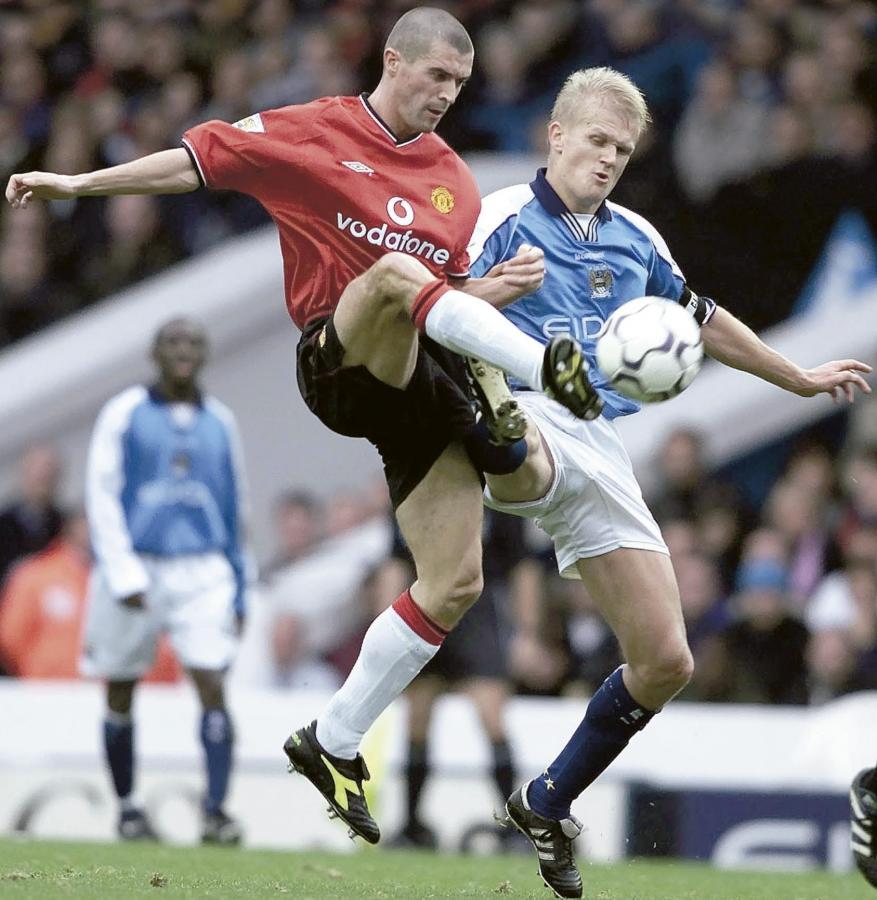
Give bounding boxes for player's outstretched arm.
[6,148,200,208]
[702,305,872,402]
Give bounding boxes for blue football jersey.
[86,385,254,614]
[469,168,692,419]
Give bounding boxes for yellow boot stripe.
[321,754,361,811]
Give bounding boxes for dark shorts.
[296,316,477,509]
[420,585,510,682]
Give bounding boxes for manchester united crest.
[431,186,454,214]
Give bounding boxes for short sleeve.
[182,116,273,196]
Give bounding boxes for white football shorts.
[80,552,238,679]
[484,392,667,579]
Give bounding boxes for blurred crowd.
[1,0,877,347]
[3,393,877,708]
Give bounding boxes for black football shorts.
[296,316,477,508]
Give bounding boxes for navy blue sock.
[463,419,528,474]
[103,716,134,800]
[527,667,654,819]
[201,708,233,815]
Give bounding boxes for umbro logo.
[341,161,374,174]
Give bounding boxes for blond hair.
[551,68,651,138]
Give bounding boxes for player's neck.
[157,378,200,404]
[544,169,600,216]
[366,87,417,141]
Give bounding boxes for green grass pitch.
[0,838,866,899]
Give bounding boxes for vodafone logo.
[336,211,450,266]
[386,196,415,226]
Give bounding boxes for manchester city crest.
[588,267,613,298]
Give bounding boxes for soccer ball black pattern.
[595,296,703,403]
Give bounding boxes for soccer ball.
[595,297,703,403]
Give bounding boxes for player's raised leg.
[333,252,599,418]
[284,442,485,843]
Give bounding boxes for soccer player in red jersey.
[5,7,602,844]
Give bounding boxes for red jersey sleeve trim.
[181,137,208,187]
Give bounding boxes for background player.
[82,317,253,844]
[465,67,872,899]
[5,6,601,845]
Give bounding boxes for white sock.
[315,605,440,759]
[424,290,545,390]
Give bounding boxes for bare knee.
[630,645,694,701]
[366,253,431,315]
[189,668,226,709]
[107,680,136,715]
[422,563,483,628]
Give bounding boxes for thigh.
[163,555,238,672]
[486,394,666,579]
[80,569,162,680]
[332,255,433,387]
[298,317,478,509]
[575,547,686,669]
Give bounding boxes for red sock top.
[391,589,449,646]
[410,280,451,333]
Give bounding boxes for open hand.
[6,172,79,208]
[795,359,872,402]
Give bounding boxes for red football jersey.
[182,95,481,329]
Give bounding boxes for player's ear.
[384,47,401,76]
[547,120,564,154]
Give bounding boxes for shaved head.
[152,316,207,352]
[385,7,473,62]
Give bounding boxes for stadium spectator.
[721,558,810,705]
[0,443,64,592]
[507,555,576,698]
[836,447,877,552]
[262,489,323,577]
[260,505,390,689]
[2,0,877,347]
[0,509,90,679]
[763,477,838,609]
[0,510,181,683]
[649,427,746,531]
[673,58,770,203]
[672,550,730,702]
[80,317,255,845]
[806,628,875,704]
[79,193,184,299]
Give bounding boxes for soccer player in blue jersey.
[465,68,872,899]
[81,317,255,845]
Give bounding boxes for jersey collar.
[149,384,204,407]
[358,93,424,148]
[529,168,612,242]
